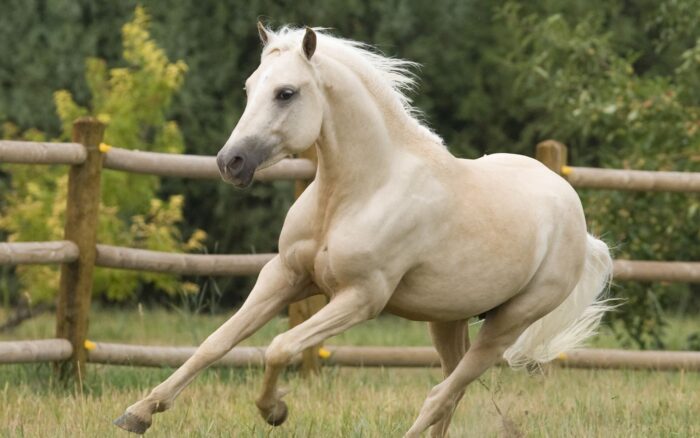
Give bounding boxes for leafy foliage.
[0,7,204,302]
[493,3,700,348]
[0,1,698,346]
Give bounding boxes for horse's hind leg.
[428,320,469,438]
[405,280,570,438]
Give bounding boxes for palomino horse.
[115,24,613,437]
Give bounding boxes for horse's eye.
[276,88,296,101]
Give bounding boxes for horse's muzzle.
[216,137,271,188]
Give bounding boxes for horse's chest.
[311,245,338,293]
[282,239,339,294]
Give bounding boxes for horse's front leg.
[114,256,307,434]
[255,288,385,425]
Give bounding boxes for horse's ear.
[257,21,269,46]
[302,27,316,60]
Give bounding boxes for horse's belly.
[385,286,499,321]
[384,260,531,321]
[384,214,584,321]
[384,290,484,321]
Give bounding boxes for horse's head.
[217,24,323,187]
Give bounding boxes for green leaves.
[497,2,700,348]
[1,7,204,303]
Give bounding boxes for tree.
[0,7,205,302]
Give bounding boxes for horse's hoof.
[114,411,151,434]
[264,400,288,426]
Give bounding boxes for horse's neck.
[313,66,400,207]
[316,110,393,191]
[309,59,448,235]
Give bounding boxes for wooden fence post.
[288,147,326,376]
[55,117,105,382]
[535,140,567,175]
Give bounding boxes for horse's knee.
[265,335,295,368]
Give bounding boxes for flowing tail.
[503,234,614,368]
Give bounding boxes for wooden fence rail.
[557,348,700,371]
[536,140,700,193]
[4,339,699,372]
[102,147,218,178]
[102,146,316,181]
[2,240,698,284]
[95,244,275,276]
[325,346,700,371]
[0,140,86,165]
[83,344,700,372]
[0,339,72,363]
[0,241,79,265]
[565,166,700,192]
[90,249,700,284]
[613,260,700,283]
[87,342,271,368]
[0,141,316,181]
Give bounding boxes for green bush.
[0,7,205,303]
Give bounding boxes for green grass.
[1,307,699,437]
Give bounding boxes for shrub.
[0,7,205,303]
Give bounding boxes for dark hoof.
[114,411,151,434]
[264,401,288,427]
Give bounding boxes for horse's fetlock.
[154,399,173,413]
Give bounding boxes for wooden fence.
[535,140,700,192]
[0,120,699,379]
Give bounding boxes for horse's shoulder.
[280,182,317,243]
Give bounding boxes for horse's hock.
[0,121,699,379]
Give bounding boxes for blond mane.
[263,26,444,146]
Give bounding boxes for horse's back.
[466,153,582,215]
[463,152,587,250]
[469,153,565,187]
[473,152,545,169]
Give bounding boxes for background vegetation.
[0,0,698,348]
[1,7,204,303]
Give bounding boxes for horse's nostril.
[228,155,244,172]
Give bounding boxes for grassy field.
[1,307,699,437]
